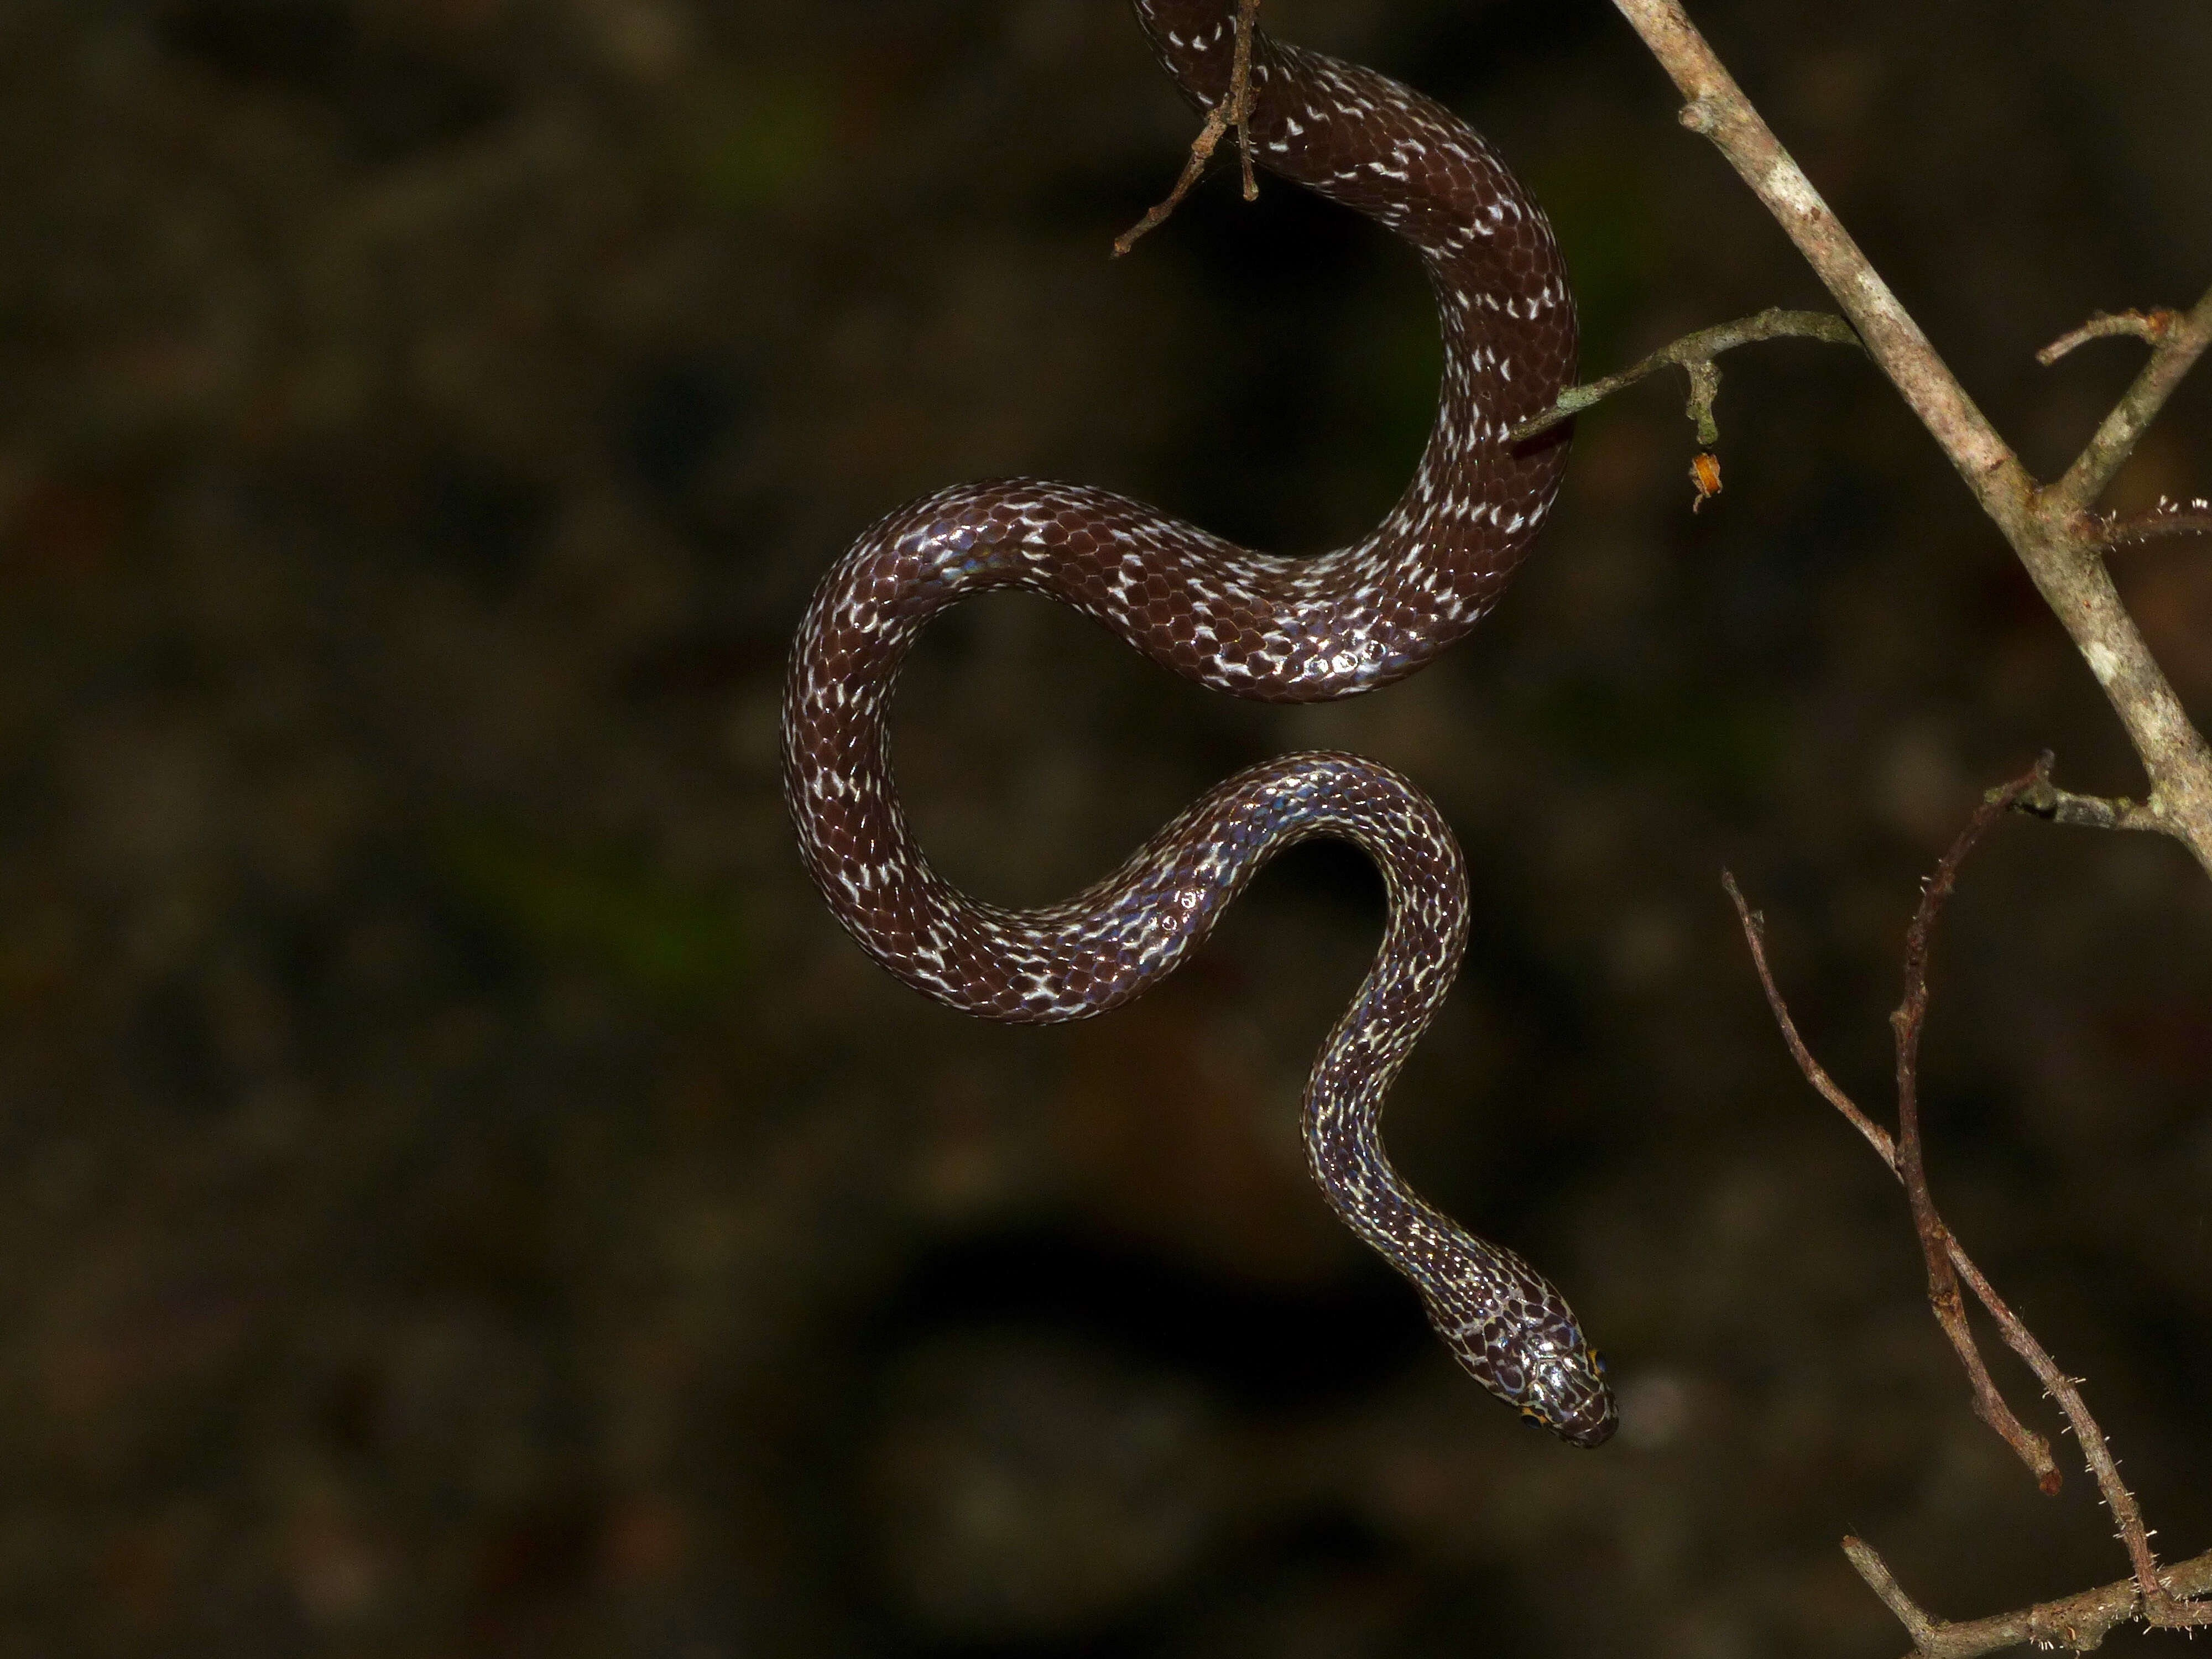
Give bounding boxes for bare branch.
[1843,1537,1945,1652]
[1937,1234,2212,1626]
[1726,856,2057,1489]
[1609,0,2212,884]
[1845,1536,2212,1659]
[1508,307,1861,443]
[1606,4,2211,1635]
[1609,0,2019,489]
[1721,870,1897,1171]
[1227,0,1259,202]
[1731,760,2212,1627]
[2037,306,2180,367]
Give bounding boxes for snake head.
[1512,1324,1617,1448]
[1426,1266,1619,1447]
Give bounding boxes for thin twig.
[1228,0,1259,202]
[2088,499,2212,553]
[1844,1536,2212,1659]
[1938,1235,2212,1627]
[1609,0,2212,879]
[1843,1537,1944,1652]
[1888,758,2061,1494]
[2037,307,2180,367]
[1721,870,1897,1172]
[1611,0,2013,482]
[1114,0,1264,257]
[1508,307,1861,443]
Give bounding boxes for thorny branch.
[1507,306,1862,444]
[1725,756,2212,1652]
[1605,6,2212,1647]
[1843,1536,2212,1659]
[1610,0,2212,879]
[1888,760,2060,1496]
[2088,498,2212,552]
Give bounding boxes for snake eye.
[1590,1349,1608,1376]
[1519,1407,1542,1426]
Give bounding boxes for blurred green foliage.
[1532,149,1663,372]
[436,819,749,1005]
[1526,674,1783,806]
[677,66,837,213]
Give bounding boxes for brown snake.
[783,0,1614,1444]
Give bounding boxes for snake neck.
[1306,1039,1616,1445]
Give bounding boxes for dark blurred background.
[3,0,2210,1653]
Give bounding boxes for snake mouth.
[1521,1348,1619,1446]
[1519,1389,1618,1447]
[1553,1398,1621,1448]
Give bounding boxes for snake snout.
[1526,1344,1619,1448]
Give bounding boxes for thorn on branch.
[1839,1534,2212,1659]
[1114,0,1265,257]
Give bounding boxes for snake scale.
[784,0,1615,1445]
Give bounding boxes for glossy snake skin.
[784,0,1615,1444]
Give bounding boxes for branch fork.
[1612,0,2212,878]
[1114,0,1264,257]
[1728,755,2211,1652]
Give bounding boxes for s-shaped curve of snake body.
[784,0,1615,1446]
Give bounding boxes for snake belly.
[782,0,1615,1446]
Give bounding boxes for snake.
[783,0,1615,1446]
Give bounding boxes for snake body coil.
[784,0,1614,1444]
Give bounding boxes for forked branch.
[1725,756,2212,1650]
[1115,0,1264,256]
[1611,0,2212,878]
[1844,1535,2212,1659]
